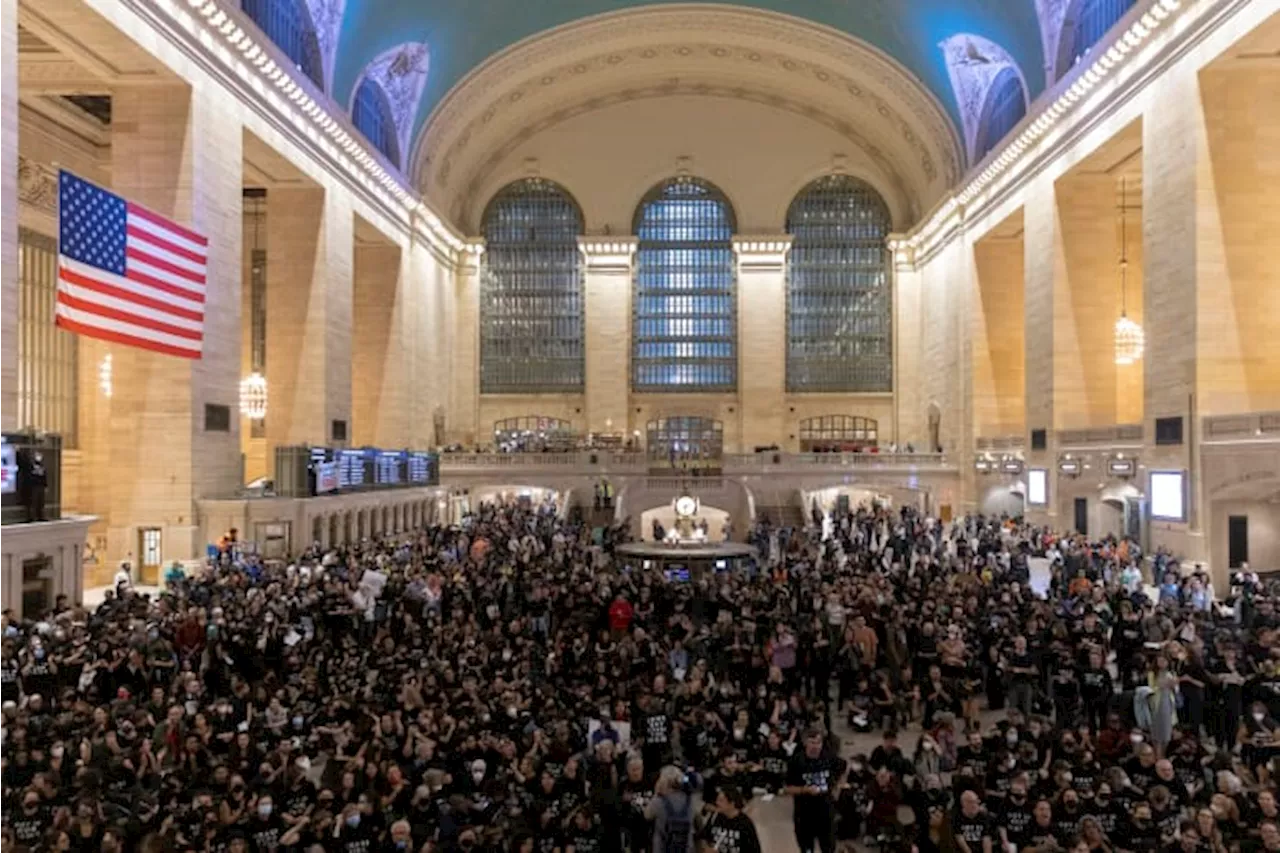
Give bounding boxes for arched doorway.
[646,416,724,474]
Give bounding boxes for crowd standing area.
[4,502,1280,853]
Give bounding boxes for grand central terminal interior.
[2,0,1279,613]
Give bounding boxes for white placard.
[1028,468,1048,505]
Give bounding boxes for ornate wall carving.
[939,34,1029,163]
[18,155,58,215]
[353,42,430,165]
[304,0,346,94]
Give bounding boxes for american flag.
[56,170,206,359]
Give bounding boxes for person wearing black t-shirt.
[699,786,762,853]
[1117,802,1161,853]
[756,730,790,793]
[619,756,654,853]
[1079,650,1114,734]
[786,730,844,853]
[248,795,285,852]
[638,694,673,772]
[1007,637,1039,718]
[999,778,1037,852]
[953,791,995,853]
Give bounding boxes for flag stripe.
[57,291,203,341]
[126,246,206,285]
[57,279,204,332]
[125,224,207,266]
[126,201,208,249]
[55,305,203,358]
[59,259,205,319]
[124,262,207,302]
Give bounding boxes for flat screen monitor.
[0,440,15,495]
[1150,470,1187,522]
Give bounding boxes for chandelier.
[239,372,268,420]
[1114,177,1144,365]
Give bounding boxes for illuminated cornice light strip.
[954,0,1182,209]
[164,0,464,256]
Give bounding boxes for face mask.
[1130,734,1144,744]
[396,842,408,850]
[502,649,512,661]
[34,649,45,661]
[51,746,64,759]
[292,717,304,728]
[472,770,485,784]
[1061,773,1073,784]
[258,805,273,818]
[1255,712,1266,722]
[1006,733,1019,746]
[346,814,361,828]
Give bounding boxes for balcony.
[437,451,955,477]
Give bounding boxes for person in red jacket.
[609,593,634,637]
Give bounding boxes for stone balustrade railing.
[438,451,953,475]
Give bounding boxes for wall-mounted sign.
[1107,458,1135,477]
[1058,458,1082,476]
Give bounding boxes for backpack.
[659,794,693,853]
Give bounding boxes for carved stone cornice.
[578,237,638,274]
[733,235,792,271]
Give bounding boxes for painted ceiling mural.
[329,0,1049,152]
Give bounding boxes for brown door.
[138,527,162,586]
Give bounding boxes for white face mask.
[472,770,485,784]
[1255,712,1267,722]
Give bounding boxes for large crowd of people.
[4,500,1280,853]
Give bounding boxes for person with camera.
[642,765,697,853]
[786,728,846,853]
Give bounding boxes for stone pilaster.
[733,237,791,452]
[1143,67,1205,558]
[449,240,484,445]
[265,186,353,455]
[1022,177,1059,525]
[352,241,408,447]
[106,84,243,568]
[580,238,637,436]
[1,0,16,430]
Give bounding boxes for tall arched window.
[1062,0,1136,77]
[480,179,585,393]
[974,68,1027,160]
[646,417,724,469]
[241,0,324,88]
[785,175,893,392]
[352,78,399,166]
[632,177,737,393]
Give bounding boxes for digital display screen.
[407,452,436,485]
[307,447,437,495]
[375,451,404,486]
[335,449,370,490]
[0,440,15,495]
[1028,468,1048,505]
[665,566,690,582]
[1150,470,1186,521]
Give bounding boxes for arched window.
[798,415,879,452]
[974,68,1027,160]
[632,177,737,393]
[1063,0,1137,77]
[785,175,893,392]
[352,78,399,166]
[480,179,585,393]
[241,0,324,88]
[646,417,724,470]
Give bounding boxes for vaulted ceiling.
[331,0,1048,146]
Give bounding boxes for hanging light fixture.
[1114,176,1144,365]
[239,372,268,420]
[240,190,268,420]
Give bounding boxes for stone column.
[449,240,484,445]
[1023,177,1060,525]
[1143,67,1207,560]
[1,0,16,429]
[580,238,637,436]
[106,84,243,564]
[733,237,791,453]
[352,241,409,447]
[265,186,353,454]
[891,243,922,449]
